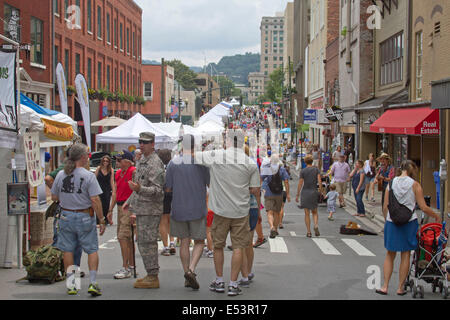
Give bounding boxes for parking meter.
[439,159,447,181]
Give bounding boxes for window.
[4,4,21,42]
[144,82,153,99]
[54,46,58,71]
[114,18,117,46]
[87,0,92,32]
[75,53,80,75]
[265,57,268,61]
[87,58,92,87]
[127,28,130,53]
[274,36,278,41]
[65,0,69,19]
[274,64,277,69]
[120,23,123,49]
[106,13,110,43]
[97,6,102,38]
[274,56,277,61]
[98,62,102,88]
[279,56,283,61]
[106,65,110,90]
[127,72,129,93]
[415,31,423,99]
[380,32,403,86]
[54,0,59,15]
[30,17,43,64]
[75,0,80,26]
[65,50,70,82]
[120,70,123,90]
[132,31,135,56]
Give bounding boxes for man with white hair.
[195,130,260,297]
[260,154,290,239]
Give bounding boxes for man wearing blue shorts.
[51,144,105,296]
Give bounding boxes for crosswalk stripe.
[290,231,297,237]
[312,238,341,255]
[342,239,375,256]
[269,237,289,253]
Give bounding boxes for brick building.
[53,0,143,143]
[1,0,53,108]
[141,63,174,122]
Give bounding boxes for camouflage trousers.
[136,214,162,276]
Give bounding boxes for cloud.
[135,0,290,66]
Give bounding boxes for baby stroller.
[405,219,449,299]
[317,174,331,206]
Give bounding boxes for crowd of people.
[45,103,445,299]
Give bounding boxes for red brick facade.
[142,64,166,117]
[0,0,52,91]
[54,0,142,119]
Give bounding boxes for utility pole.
[160,58,165,122]
[281,62,284,130]
[178,82,181,123]
[289,56,294,143]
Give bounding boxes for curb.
[344,194,386,231]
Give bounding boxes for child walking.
[324,184,339,221]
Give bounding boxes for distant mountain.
[193,53,260,85]
[189,66,203,73]
[142,59,161,65]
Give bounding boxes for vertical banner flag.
[56,63,68,115]
[75,74,91,150]
[23,132,43,187]
[0,51,17,131]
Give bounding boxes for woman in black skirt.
[95,155,116,225]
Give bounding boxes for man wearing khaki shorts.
[195,130,260,297]
[111,150,136,279]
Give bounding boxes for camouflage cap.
[139,132,155,142]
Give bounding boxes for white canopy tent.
[196,120,225,135]
[152,120,183,142]
[19,104,78,148]
[96,113,174,149]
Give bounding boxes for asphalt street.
[1,174,447,301]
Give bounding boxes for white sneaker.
[206,250,214,258]
[114,268,131,279]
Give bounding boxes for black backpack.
[268,170,283,194]
[387,180,414,226]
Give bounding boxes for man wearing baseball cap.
[124,132,165,289]
[110,150,136,280]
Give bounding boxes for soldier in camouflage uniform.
[124,132,165,289]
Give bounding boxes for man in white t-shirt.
[195,130,260,297]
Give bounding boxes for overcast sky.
[134,0,290,67]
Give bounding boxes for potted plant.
[116,91,126,103]
[67,85,76,96]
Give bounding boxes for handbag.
[387,181,414,226]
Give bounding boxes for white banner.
[75,74,91,150]
[23,132,43,187]
[56,63,68,115]
[0,51,17,131]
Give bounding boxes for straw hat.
[377,153,391,161]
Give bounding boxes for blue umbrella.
[280,128,291,134]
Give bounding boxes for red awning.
[370,107,439,135]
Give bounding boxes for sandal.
[375,289,388,295]
[314,227,320,237]
[397,291,407,296]
[306,233,312,238]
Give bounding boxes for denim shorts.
[56,210,99,255]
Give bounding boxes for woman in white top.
[376,160,441,296]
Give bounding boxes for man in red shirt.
[111,150,136,279]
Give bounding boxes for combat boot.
[133,275,159,288]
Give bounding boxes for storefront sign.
[0,51,17,132]
[41,118,74,141]
[310,96,324,110]
[420,120,439,135]
[7,183,29,216]
[23,132,43,187]
[303,109,317,124]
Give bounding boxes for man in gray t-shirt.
[165,135,210,290]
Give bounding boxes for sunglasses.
[139,140,152,145]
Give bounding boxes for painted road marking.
[99,243,114,250]
[342,239,375,256]
[269,237,289,253]
[312,238,341,255]
[290,231,297,237]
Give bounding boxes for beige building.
[248,72,267,104]
[194,73,220,108]
[283,2,295,87]
[260,14,286,78]
[307,0,330,149]
[411,0,450,213]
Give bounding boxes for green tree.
[166,59,198,91]
[265,67,285,103]
[215,76,242,99]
